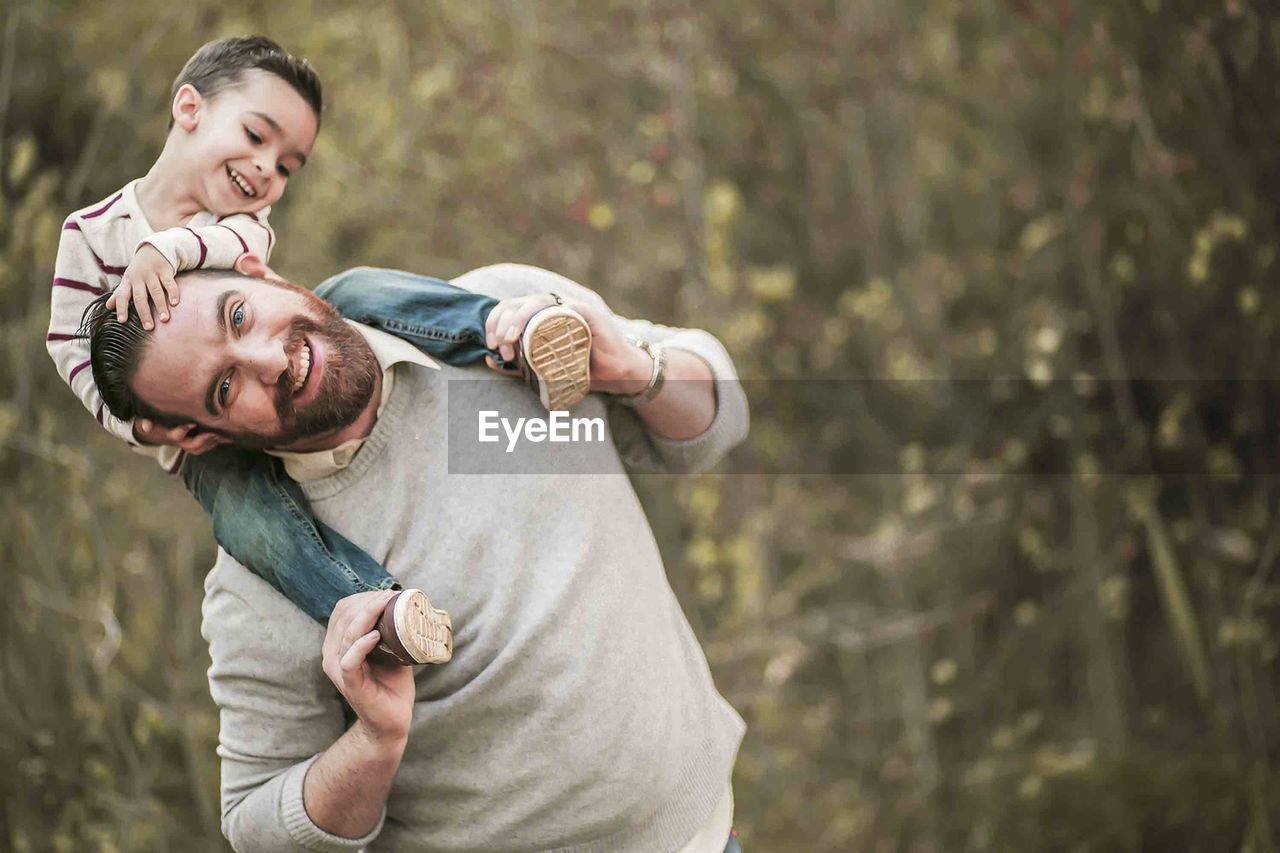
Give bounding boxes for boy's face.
[177,70,318,216]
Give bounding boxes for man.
[86,262,749,852]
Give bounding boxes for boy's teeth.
[229,168,256,198]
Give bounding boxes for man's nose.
[239,338,290,384]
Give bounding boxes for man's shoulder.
[450,263,610,309]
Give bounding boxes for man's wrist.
[351,718,409,762]
[608,338,667,405]
[595,342,654,396]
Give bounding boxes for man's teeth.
[292,343,311,393]
[229,168,256,198]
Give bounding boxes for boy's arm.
[48,221,186,471]
[140,209,275,274]
[47,220,140,447]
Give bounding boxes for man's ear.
[172,84,203,132]
[234,253,286,283]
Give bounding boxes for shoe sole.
[523,310,592,411]
[394,589,453,664]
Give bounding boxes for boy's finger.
[111,283,130,322]
[485,306,507,350]
[147,276,170,322]
[162,275,180,306]
[485,356,520,377]
[133,280,154,329]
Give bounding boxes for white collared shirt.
[267,320,438,483]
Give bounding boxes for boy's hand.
[106,244,178,330]
[482,294,651,393]
[484,293,562,364]
[132,419,227,455]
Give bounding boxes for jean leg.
[723,829,742,853]
[181,446,398,625]
[315,266,512,367]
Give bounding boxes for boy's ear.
[172,84,203,132]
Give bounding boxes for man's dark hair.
[79,293,188,428]
[168,35,323,129]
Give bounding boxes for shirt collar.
[267,321,438,482]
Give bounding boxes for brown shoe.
[368,589,453,666]
[517,304,592,411]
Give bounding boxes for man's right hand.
[322,590,416,746]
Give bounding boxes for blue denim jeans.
[723,828,742,852]
[180,268,500,624]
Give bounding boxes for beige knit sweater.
[202,264,749,852]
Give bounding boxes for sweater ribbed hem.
[647,375,747,475]
[280,755,387,851]
[543,699,746,853]
[641,331,749,475]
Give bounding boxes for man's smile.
[286,333,325,408]
[290,339,312,394]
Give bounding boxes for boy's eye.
[232,305,245,327]
[276,164,291,178]
[245,127,262,144]
[218,377,232,407]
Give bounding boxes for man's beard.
[230,299,379,450]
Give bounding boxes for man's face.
[132,273,378,449]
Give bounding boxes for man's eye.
[245,128,262,144]
[232,305,245,327]
[218,377,232,407]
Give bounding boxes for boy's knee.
[314,266,387,302]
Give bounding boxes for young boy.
[47,36,594,665]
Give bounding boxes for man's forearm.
[616,348,717,441]
[302,720,407,838]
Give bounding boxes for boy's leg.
[315,266,503,366]
[316,266,593,409]
[182,445,392,622]
[181,446,452,663]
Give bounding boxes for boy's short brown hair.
[169,35,322,128]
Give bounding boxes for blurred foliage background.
[2,0,1279,850]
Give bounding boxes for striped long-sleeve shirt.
[47,178,275,471]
